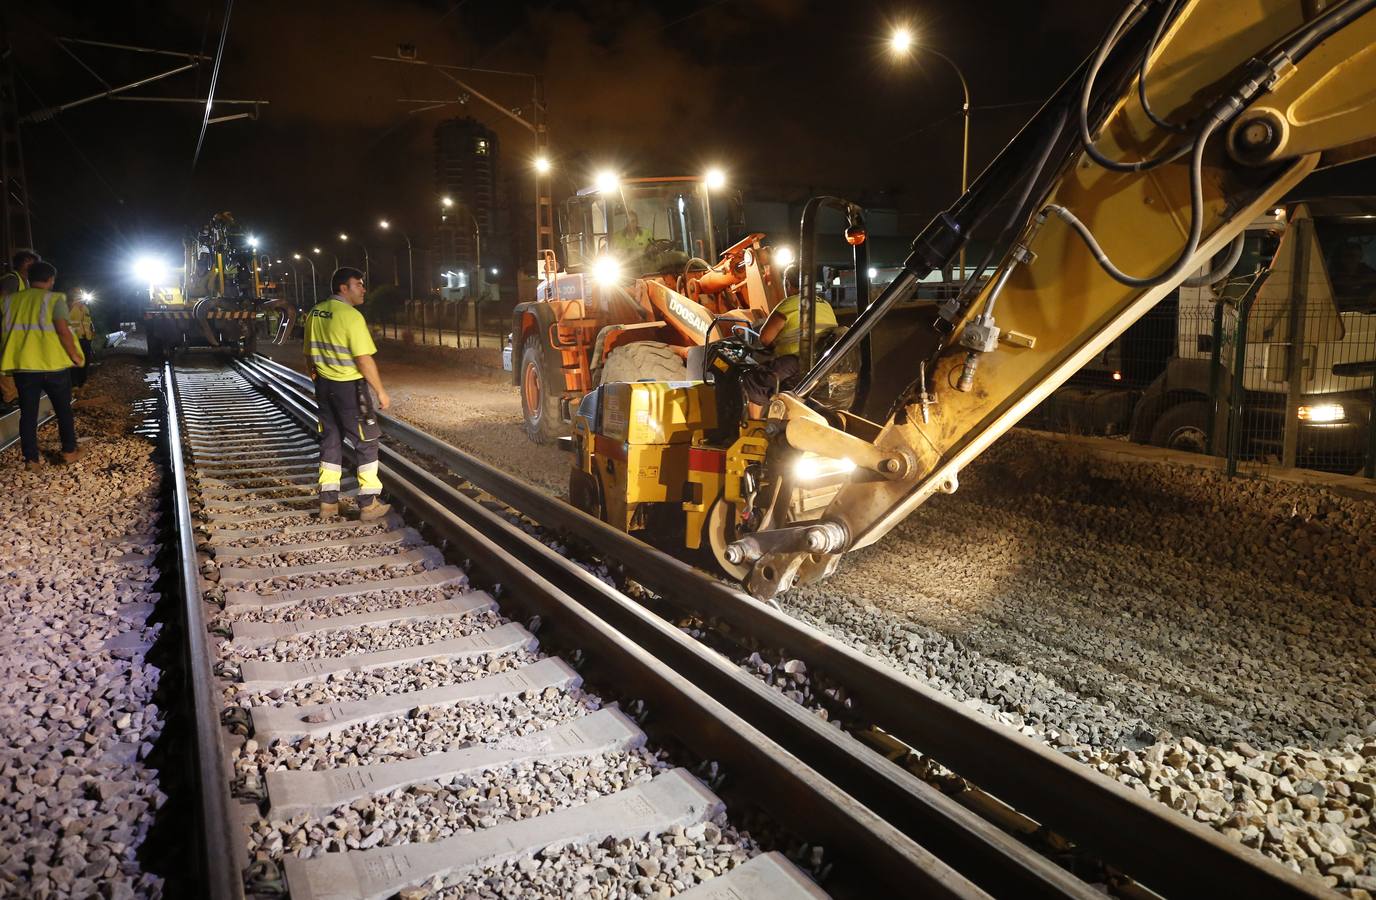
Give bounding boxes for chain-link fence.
[371,299,509,350]
[1027,205,1376,479]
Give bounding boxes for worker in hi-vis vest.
[0,261,85,470]
[0,249,40,407]
[303,267,391,520]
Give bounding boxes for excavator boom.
[740,0,1376,597]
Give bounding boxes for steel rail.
[229,358,987,899]
[0,395,55,454]
[235,357,1092,898]
[248,349,1331,900]
[161,363,245,900]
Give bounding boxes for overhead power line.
[193,0,233,169]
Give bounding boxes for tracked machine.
[567,0,1376,598]
[142,212,294,360]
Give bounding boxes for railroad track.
[159,355,1332,899]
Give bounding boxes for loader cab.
[559,176,744,278]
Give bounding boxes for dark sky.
[10,0,1121,296]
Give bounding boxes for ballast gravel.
[249,749,668,859]
[214,582,471,625]
[225,609,506,663]
[433,817,757,900]
[227,648,542,707]
[0,358,166,898]
[233,688,600,775]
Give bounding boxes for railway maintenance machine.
[142,212,294,360]
[567,0,1376,599]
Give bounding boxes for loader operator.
[612,211,653,256]
[739,290,838,416]
[304,267,392,520]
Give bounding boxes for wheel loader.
[566,0,1376,599]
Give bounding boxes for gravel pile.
[0,358,166,898]
[1082,735,1376,894]
[432,817,756,899]
[228,649,542,707]
[226,610,505,663]
[250,749,668,859]
[790,431,1376,752]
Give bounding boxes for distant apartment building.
[433,117,505,290]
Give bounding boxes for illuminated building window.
[475,139,489,156]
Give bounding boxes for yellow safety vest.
[0,270,26,296]
[612,227,652,253]
[770,294,838,358]
[304,296,376,382]
[1,289,80,373]
[69,302,96,341]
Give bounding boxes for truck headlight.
[794,455,856,482]
[1297,403,1345,423]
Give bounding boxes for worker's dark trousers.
[315,376,382,506]
[71,339,93,388]
[14,370,77,462]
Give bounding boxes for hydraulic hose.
[1045,110,1221,288]
[1181,232,1246,287]
[1080,0,1192,173]
[1137,0,1190,134]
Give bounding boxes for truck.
[563,0,1376,598]
[1028,198,1376,473]
[142,212,293,360]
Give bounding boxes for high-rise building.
[433,117,500,286]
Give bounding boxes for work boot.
[61,447,84,464]
[24,459,43,472]
[358,501,391,522]
[319,502,340,518]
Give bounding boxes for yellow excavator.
[567,0,1376,599]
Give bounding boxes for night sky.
[10,1,1124,299]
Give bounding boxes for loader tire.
[599,341,687,386]
[520,335,568,444]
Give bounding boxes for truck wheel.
[599,341,687,385]
[521,335,568,443]
[1149,400,1211,454]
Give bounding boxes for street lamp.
[294,252,317,300]
[283,257,302,307]
[533,155,551,175]
[439,196,481,282]
[313,246,339,272]
[704,167,726,190]
[379,218,415,300]
[889,25,970,274]
[338,232,371,283]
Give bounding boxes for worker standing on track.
[67,294,96,393]
[0,262,85,470]
[0,250,40,409]
[304,267,391,519]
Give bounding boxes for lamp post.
[294,253,317,301]
[890,26,970,275]
[283,257,302,308]
[338,232,370,283]
[440,196,481,278]
[379,219,415,301]
[313,246,339,274]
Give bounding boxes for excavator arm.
[738,0,1376,598]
